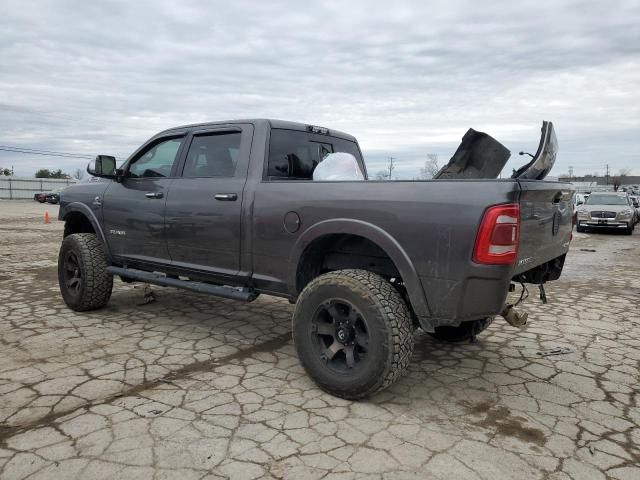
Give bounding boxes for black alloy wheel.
[312,299,370,372]
[62,250,83,298]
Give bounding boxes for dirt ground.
[0,200,638,480]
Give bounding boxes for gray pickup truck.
[58,119,573,399]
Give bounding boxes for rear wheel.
[293,269,414,399]
[58,233,113,311]
[429,317,494,343]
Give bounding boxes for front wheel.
[58,233,113,311]
[293,269,414,399]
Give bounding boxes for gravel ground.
[0,200,638,480]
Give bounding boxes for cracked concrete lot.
[0,200,638,479]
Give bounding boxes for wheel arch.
[288,218,431,320]
[60,203,110,259]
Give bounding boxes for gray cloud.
[1,0,639,178]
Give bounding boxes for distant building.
[558,175,640,186]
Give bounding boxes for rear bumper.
[420,253,567,330]
[420,271,511,330]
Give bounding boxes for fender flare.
[288,218,431,319]
[59,202,111,259]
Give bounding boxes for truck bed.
[251,177,573,328]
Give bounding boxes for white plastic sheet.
[312,152,364,181]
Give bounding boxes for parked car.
[33,192,47,203]
[628,195,640,224]
[575,192,636,234]
[572,193,587,224]
[45,189,62,204]
[57,119,573,399]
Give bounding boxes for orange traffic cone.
[44,211,51,224]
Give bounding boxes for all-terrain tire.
[429,317,494,343]
[292,269,414,399]
[58,233,113,311]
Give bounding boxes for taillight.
[473,203,520,265]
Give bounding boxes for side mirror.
[577,201,584,206]
[87,155,117,178]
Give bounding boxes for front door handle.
[215,193,238,201]
[145,192,164,199]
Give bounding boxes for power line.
[0,145,92,156]
[0,145,94,158]
[0,145,94,159]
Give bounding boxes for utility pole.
[568,166,574,179]
[387,157,395,180]
[605,164,609,185]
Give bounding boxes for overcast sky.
[1,0,639,179]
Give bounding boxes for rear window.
[267,129,362,180]
[182,132,241,178]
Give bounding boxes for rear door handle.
[215,193,238,201]
[145,192,164,199]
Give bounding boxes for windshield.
[585,194,629,206]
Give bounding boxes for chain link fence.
[0,177,77,200]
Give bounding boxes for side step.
[106,266,259,302]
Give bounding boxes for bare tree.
[618,168,631,177]
[74,168,84,180]
[418,154,439,179]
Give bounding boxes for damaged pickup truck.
[58,119,573,399]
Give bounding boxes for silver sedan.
[576,192,636,235]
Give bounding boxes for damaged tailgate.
[512,180,574,280]
[434,120,558,181]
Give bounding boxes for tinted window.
[267,129,362,179]
[128,138,182,178]
[182,132,242,177]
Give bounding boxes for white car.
[629,195,640,224]
[575,192,636,235]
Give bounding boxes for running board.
[106,266,259,302]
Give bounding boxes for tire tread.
[58,233,113,311]
[293,269,414,399]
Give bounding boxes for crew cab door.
[102,134,186,263]
[164,124,253,277]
